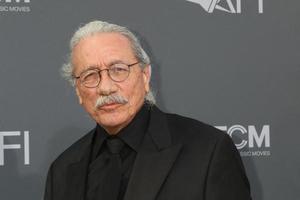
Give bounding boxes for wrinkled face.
[72,33,150,134]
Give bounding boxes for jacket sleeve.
[205,133,252,200]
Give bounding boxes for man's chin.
[97,119,127,135]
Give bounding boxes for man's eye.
[82,71,98,82]
[115,67,126,72]
[111,66,128,73]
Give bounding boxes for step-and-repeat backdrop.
[1,0,299,199]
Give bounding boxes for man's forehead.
[71,32,136,71]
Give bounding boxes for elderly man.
[44,20,251,200]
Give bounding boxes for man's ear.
[142,65,151,93]
[75,86,83,105]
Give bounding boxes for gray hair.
[61,20,155,105]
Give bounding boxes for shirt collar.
[116,103,150,151]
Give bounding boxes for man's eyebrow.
[106,59,127,66]
[81,59,127,72]
[76,66,99,76]
[83,66,99,71]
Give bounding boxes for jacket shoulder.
[51,128,95,167]
[166,112,226,139]
[163,112,232,151]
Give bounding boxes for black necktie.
[101,137,124,200]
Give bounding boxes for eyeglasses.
[74,61,139,88]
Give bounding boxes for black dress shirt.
[86,104,150,200]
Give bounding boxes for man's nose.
[96,70,118,95]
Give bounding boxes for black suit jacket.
[44,106,251,200]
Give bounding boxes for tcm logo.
[0,0,30,2]
[216,125,270,149]
[186,0,264,13]
[0,131,30,166]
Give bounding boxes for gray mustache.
[95,94,128,108]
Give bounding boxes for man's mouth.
[99,102,122,110]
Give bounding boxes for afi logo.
[216,125,270,149]
[0,131,30,166]
[186,0,264,13]
[0,0,30,3]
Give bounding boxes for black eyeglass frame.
[74,61,140,88]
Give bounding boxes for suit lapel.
[124,106,183,200]
[65,155,89,200]
[64,130,94,200]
